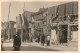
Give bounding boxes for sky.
[1,1,70,22]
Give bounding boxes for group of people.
[1,32,51,51]
[13,33,51,51]
[37,34,51,46]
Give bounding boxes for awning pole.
[67,16,71,43]
[8,2,11,40]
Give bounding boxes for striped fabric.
[65,2,73,16]
[58,3,66,17]
[73,2,78,15]
[48,6,58,19]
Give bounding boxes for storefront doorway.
[59,25,68,43]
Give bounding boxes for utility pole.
[21,2,26,42]
[8,2,11,40]
[57,17,60,44]
[21,2,25,42]
[45,8,48,44]
[23,2,25,12]
[67,16,71,43]
[19,14,23,42]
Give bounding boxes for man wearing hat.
[13,32,21,51]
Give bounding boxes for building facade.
[1,21,16,39]
[50,2,78,44]
[15,2,78,43]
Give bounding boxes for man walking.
[37,35,40,43]
[41,34,45,46]
[13,32,21,51]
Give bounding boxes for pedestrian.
[1,38,5,51]
[31,33,33,42]
[41,34,45,46]
[27,34,29,42]
[47,35,50,46]
[37,35,40,43]
[13,32,21,51]
[31,37,33,42]
[60,29,65,46]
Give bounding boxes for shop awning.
[73,2,78,15]
[48,6,58,19]
[65,2,73,16]
[58,4,66,17]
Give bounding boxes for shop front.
[59,24,68,43]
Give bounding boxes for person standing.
[41,34,45,46]
[37,35,40,43]
[13,32,21,51]
[1,38,5,51]
[47,35,50,46]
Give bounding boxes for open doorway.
[59,25,68,43]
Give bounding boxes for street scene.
[1,1,78,51]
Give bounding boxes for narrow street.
[2,41,78,51]
[3,43,58,51]
[4,46,57,51]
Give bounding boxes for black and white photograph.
[1,1,78,51]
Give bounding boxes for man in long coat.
[13,32,21,51]
[41,34,45,46]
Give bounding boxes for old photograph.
[1,1,78,51]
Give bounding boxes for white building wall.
[71,31,78,41]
